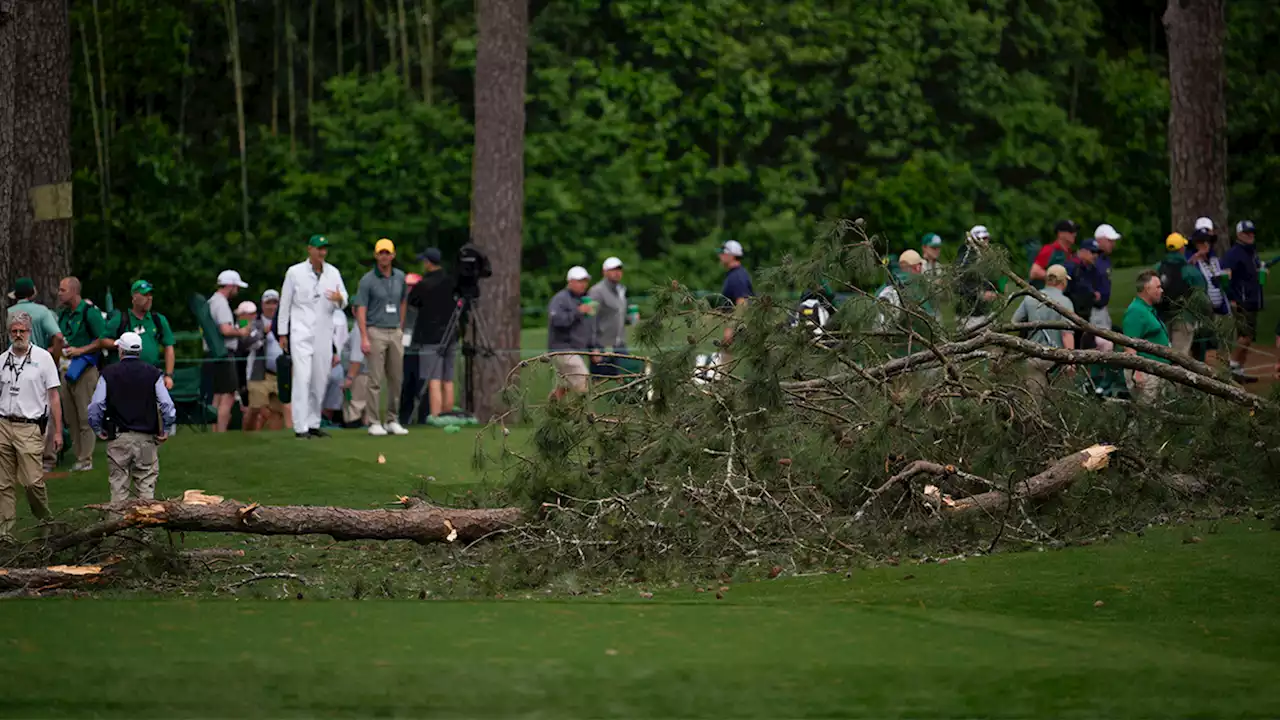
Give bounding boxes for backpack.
[1157,260,1191,322]
[107,310,169,363]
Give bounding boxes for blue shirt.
[1094,254,1112,307]
[722,265,753,305]
[1222,243,1264,311]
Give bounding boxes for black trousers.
[398,347,429,426]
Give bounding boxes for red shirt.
[1032,240,1076,269]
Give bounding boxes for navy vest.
[101,358,163,434]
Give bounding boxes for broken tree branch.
[947,444,1116,516]
[0,564,111,590]
[79,492,523,545]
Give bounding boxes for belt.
[0,415,42,425]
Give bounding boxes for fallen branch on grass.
[0,564,112,590]
[73,491,523,545]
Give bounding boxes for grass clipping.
[495,219,1280,584]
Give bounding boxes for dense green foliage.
[70,0,1280,319]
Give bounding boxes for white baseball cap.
[236,301,257,315]
[115,331,143,354]
[217,269,249,288]
[602,257,624,271]
[969,225,990,240]
[1194,217,1214,232]
[719,240,744,257]
[261,289,280,302]
[1094,223,1121,241]
[566,266,591,282]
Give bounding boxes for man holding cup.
[547,266,597,400]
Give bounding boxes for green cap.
[309,234,330,248]
[10,277,35,299]
[921,232,943,247]
[131,279,153,295]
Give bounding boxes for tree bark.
[470,0,528,422]
[1164,0,1228,247]
[223,0,250,240]
[0,0,17,295]
[0,564,109,590]
[83,494,523,544]
[3,0,73,305]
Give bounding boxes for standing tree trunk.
[307,0,316,144]
[1164,0,1228,248]
[223,0,250,240]
[335,0,343,76]
[271,0,280,135]
[286,0,297,155]
[396,0,410,93]
[0,0,17,293]
[470,0,527,422]
[417,0,433,105]
[3,0,73,303]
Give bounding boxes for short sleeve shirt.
[113,311,175,367]
[1121,298,1171,363]
[8,301,61,350]
[1031,242,1077,288]
[206,293,237,352]
[354,268,407,329]
[722,266,753,306]
[57,300,107,350]
[0,346,61,419]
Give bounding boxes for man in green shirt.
[56,276,111,471]
[108,280,176,389]
[1121,269,1170,403]
[6,278,63,357]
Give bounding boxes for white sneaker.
[367,423,388,437]
[385,421,409,436]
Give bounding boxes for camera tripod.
[408,293,495,422]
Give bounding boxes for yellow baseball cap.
[1165,232,1188,251]
[1046,264,1071,282]
[375,238,395,254]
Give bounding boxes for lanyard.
[3,351,31,385]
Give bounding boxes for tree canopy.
[67,0,1280,318]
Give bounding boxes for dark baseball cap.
[1054,219,1079,234]
[9,277,35,299]
[1191,228,1214,244]
[418,247,443,264]
[1237,220,1256,234]
[1078,238,1100,253]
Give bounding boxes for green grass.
[2,518,1277,717]
[33,426,531,515]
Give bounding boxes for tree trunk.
[307,0,316,143]
[223,0,250,240]
[3,0,73,304]
[335,0,343,76]
[396,0,410,92]
[0,0,17,294]
[271,0,280,135]
[82,494,523,544]
[286,0,297,155]
[1164,0,1228,248]
[417,0,433,105]
[470,0,528,422]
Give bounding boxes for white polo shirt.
[0,345,61,420]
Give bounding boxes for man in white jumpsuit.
[277,234,349,438]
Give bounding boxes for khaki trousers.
[60,365,99,465]
[365,327,404,424]
[1125,370,1164,403]
[344,374,375,426]
[1023,358,1056,398]
[106,432,160,503]
[1169,322,1195,357]
[551,354,590,393]
[0,419,51,538]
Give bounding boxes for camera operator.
[406,248,458,421]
